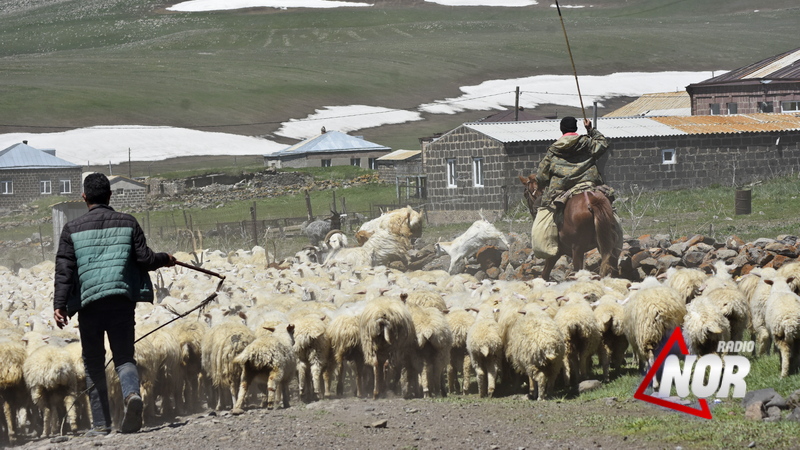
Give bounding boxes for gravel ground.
[13,395,677,450]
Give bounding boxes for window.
[781,101,800,113]
[472,157,484,187]
[321,159,332,168]
[40,180,51,195]
[115,188,124,196]
[709,103,720,115]
[446,159,457,188]
[760,102,774,113]
[1,180,12,195]
[662,148,676,165]
[726,102,738,114]
[350,158,361,167]
[60,179,72,194]
[368,158,377,170]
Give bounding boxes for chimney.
[22,140,28,145]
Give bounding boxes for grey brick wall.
[110,188,146,210]
[426,125,800,224]
[0,168,82,209]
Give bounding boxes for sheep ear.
[400,293,408,303]
[320,316,326,321]
[764,279,775,286]
[239,311,247,320]
[264,326,276,332]
[287,324,295,333]
[442,309,450,314]
[518,310,526,315]
[787,277,796,285]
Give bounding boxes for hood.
[549,134,581,157]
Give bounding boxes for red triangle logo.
[633,327,713,420]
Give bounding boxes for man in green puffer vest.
[54,173,176,436]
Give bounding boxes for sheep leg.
[64,393,78,433]
[353,359,365,398]
[776,339,791,378]
[756,329,771,356]
[446,359,458,395]
[3,398,17,443]
[487,360,498,398]
[281,377,291,409]
[475,358,487,398]
[232,365,253,414]
[311,361,324,401]
[267,369,279,409]
[297,361,309,403]
[462,355,472,394]
[420,362,431,398]
[373,355,386,399]
[526,374,537,401]
[600,343,611,382]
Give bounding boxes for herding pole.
[555,0,587,121]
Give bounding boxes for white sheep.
[201,322,255,410]
[232,323,297,413]
[505,303,565,400]
[466,316,503,398]
[739,268,778,356]
[553,294,602,388]
[622,277,686,386]
[23,344,79,437]
[699,285,750,342]
[592,295,628,381]
[407,302,453,398]
[436,219,510,274]
[359,297,419,399]
[764,277,800,377]
[683,296,731,355]
[0,335,28,443]
[172,321,206,414]
[325,308,367,398]
[661,266,708,304]
[290,313,332,402]
[445,307,476,395]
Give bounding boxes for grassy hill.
[1,0,799,151]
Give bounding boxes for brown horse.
[519,174,622,281]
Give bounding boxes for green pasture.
[2,0,799,150]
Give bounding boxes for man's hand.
[584,118,592,131]
[166,254,177,267]
[54,309,69,329]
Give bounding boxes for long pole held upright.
[555,0,586,121]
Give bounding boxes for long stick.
[555,0,586,121]
[176,260,225,279]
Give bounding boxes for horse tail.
[588,192,621,277]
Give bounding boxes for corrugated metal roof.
[604,92,690,118]
[272,130,390,157]
[463,113,800,143]
[691,47,800,85]
[650,113,800,134]
[377,150,421,161]
[0,143,79,169]
[465,117,687,143]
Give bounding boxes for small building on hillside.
[265,130,391,169]
[687,47,800,116]
[52,201,88,243]
[376,149,426,201]
[0,142,82,209]
[423,114,800,224]
[108,175,147,210]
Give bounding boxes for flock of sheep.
[1,206,800,445]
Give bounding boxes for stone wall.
[425,125,800,224]
[110,188,146,210]
[0,167,82,209]
[689,82,800,115]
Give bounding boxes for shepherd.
[522,117,621,279]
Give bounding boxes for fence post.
[250,201,258,248]
[305,189,313,221]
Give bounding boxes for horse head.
[518,174,542,218]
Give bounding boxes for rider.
[536,116,610,210]
[531,116,611,258]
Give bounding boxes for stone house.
[108,175,147,210]
[423,114,800,224]
[375,150,426,201]
[687,47,800,116]
[265,129,391,169]
[0,142,82,209]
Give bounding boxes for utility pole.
[515,86,520,121]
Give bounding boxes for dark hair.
[83,173,111,205]
[560,116,578,134]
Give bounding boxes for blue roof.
[271,130,390,157]
[0,143,80,169]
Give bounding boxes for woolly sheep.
[662,267,708,304]
[777,261,800,293]
[172,321,206,414]
[0,336,27,443]
[359,297,419,399]
[683,296,731,355]
[505,303,565,400]
[232,324,297,413]
[592,295,628,381]
[622,277,686,386]
[445,308,476,395]
[291,313,332,402]
[407,302,453,398]
[553,294,602,388]
[466,316,503,398]
[739,268,778,356]
[405,290,447,312]
[23,344,78,437]
[201,322,255,410]
[325,309,367,398]
[700,285,750,342]
[764,277,800,377]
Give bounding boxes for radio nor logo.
[634,327,751,419]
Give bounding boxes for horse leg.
[541,254,560,281]
[571,247,585,273]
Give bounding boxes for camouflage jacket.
[535,127,610,206]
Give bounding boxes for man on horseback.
[536,116,610,210]
[529,116,615,262]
